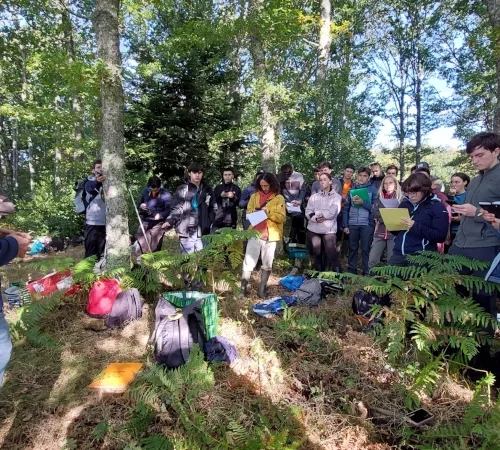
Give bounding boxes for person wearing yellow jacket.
[240,173,286,298]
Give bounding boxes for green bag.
[162,291,218,340]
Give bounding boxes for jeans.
[243,238,277,272]
[347,225,374,275]
[179,236,204,254]
[369,237,394,270]
[0,308,12,387]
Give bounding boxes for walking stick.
[128,186,153,254]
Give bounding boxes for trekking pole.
[128,186,153,254]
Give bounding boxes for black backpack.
[105,288,143,329]
[352,290,390,324]
[150,297,206,369]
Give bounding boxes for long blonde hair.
[378,175,404,202]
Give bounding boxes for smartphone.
[479,202,500,219]
[405,408,434,427]
[446,198,457,206]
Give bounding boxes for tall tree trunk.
[486,0,500,131]
[248,0,278,172]
[316,0,332,126]
[54,96,62,189]
[414,47,423,165]
[12,119,19,193]
[93,0,130,269]
[27,134,35,194]
[0,118,8,191]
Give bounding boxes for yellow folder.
[379,208,411,231]
[89,362,143,393]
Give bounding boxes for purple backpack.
[105,288,143,329]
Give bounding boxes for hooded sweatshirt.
[453,162,500,249]
[137,187,171,223]
[84,176,106,226]
[392,194,449,255]
[306,189,342,234]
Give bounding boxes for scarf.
[253,191,274,239]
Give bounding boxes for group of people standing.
[80,133,500,327]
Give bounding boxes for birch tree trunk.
[486,0,500,131]
[248,0,278,172]
[93,0,131,269]
[316,0,332,126]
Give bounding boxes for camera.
[222,198,231,209]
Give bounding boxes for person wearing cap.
[417,161,430,172]
[449,132,500,371]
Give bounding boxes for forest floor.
[0,237,483,450]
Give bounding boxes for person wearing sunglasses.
[389,172,449,266]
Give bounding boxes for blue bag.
[280,275,306,291]
[485,253,500,284]
[204,336,238,363]
[252,296,298,318]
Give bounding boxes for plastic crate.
[162,291,218,339]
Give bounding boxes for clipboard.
[350,188,369,207]
[379,208,411,231]
[247,210,267,226]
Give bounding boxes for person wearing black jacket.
[136,176,171,255]
[163,163,216,254]
[212,167,241,233]
[390,172,449,266]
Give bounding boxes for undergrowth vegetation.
[2,234,500,449]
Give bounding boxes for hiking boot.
[239,271,251,298]
[259,270,271,299]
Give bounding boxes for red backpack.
[86,279,122,318]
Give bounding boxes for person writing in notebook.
[240,173,286,298]
[389,172,448,267]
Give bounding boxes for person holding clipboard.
[240,173,286,298]
[389,172,448,266]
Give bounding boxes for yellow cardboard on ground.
[89,362,143,393]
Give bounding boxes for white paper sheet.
[247,210,268,226]
[286,203,302,213]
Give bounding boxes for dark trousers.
[308,231,340,271]
[449,244,500,336]
[347,225,374,275]
[136,221,165,255]
[388,252,410,267]
[289,213,306,244]
[84,224,106,260]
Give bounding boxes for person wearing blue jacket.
[343,166,378,275]
[135,176,171,255]
[0,231,30,387]
[390,172,449,266]
[239,169,264,230]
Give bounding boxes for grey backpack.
[105,288,143,329]
[150,297,206,369]
[294,278,323,306]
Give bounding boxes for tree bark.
[486,0,500,131]
[12,119,19,193]
[93,0,131,269]
[248,0,278,172]
[316,0,332,126]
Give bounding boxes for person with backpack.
[240,172,286,298]
[305,173,342,272]
[389,172,449,266]
[84,159,106,260]
[163,162,216,254]
[342,166,378,276]
[135,176,171,256]
[368,174,404,270]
